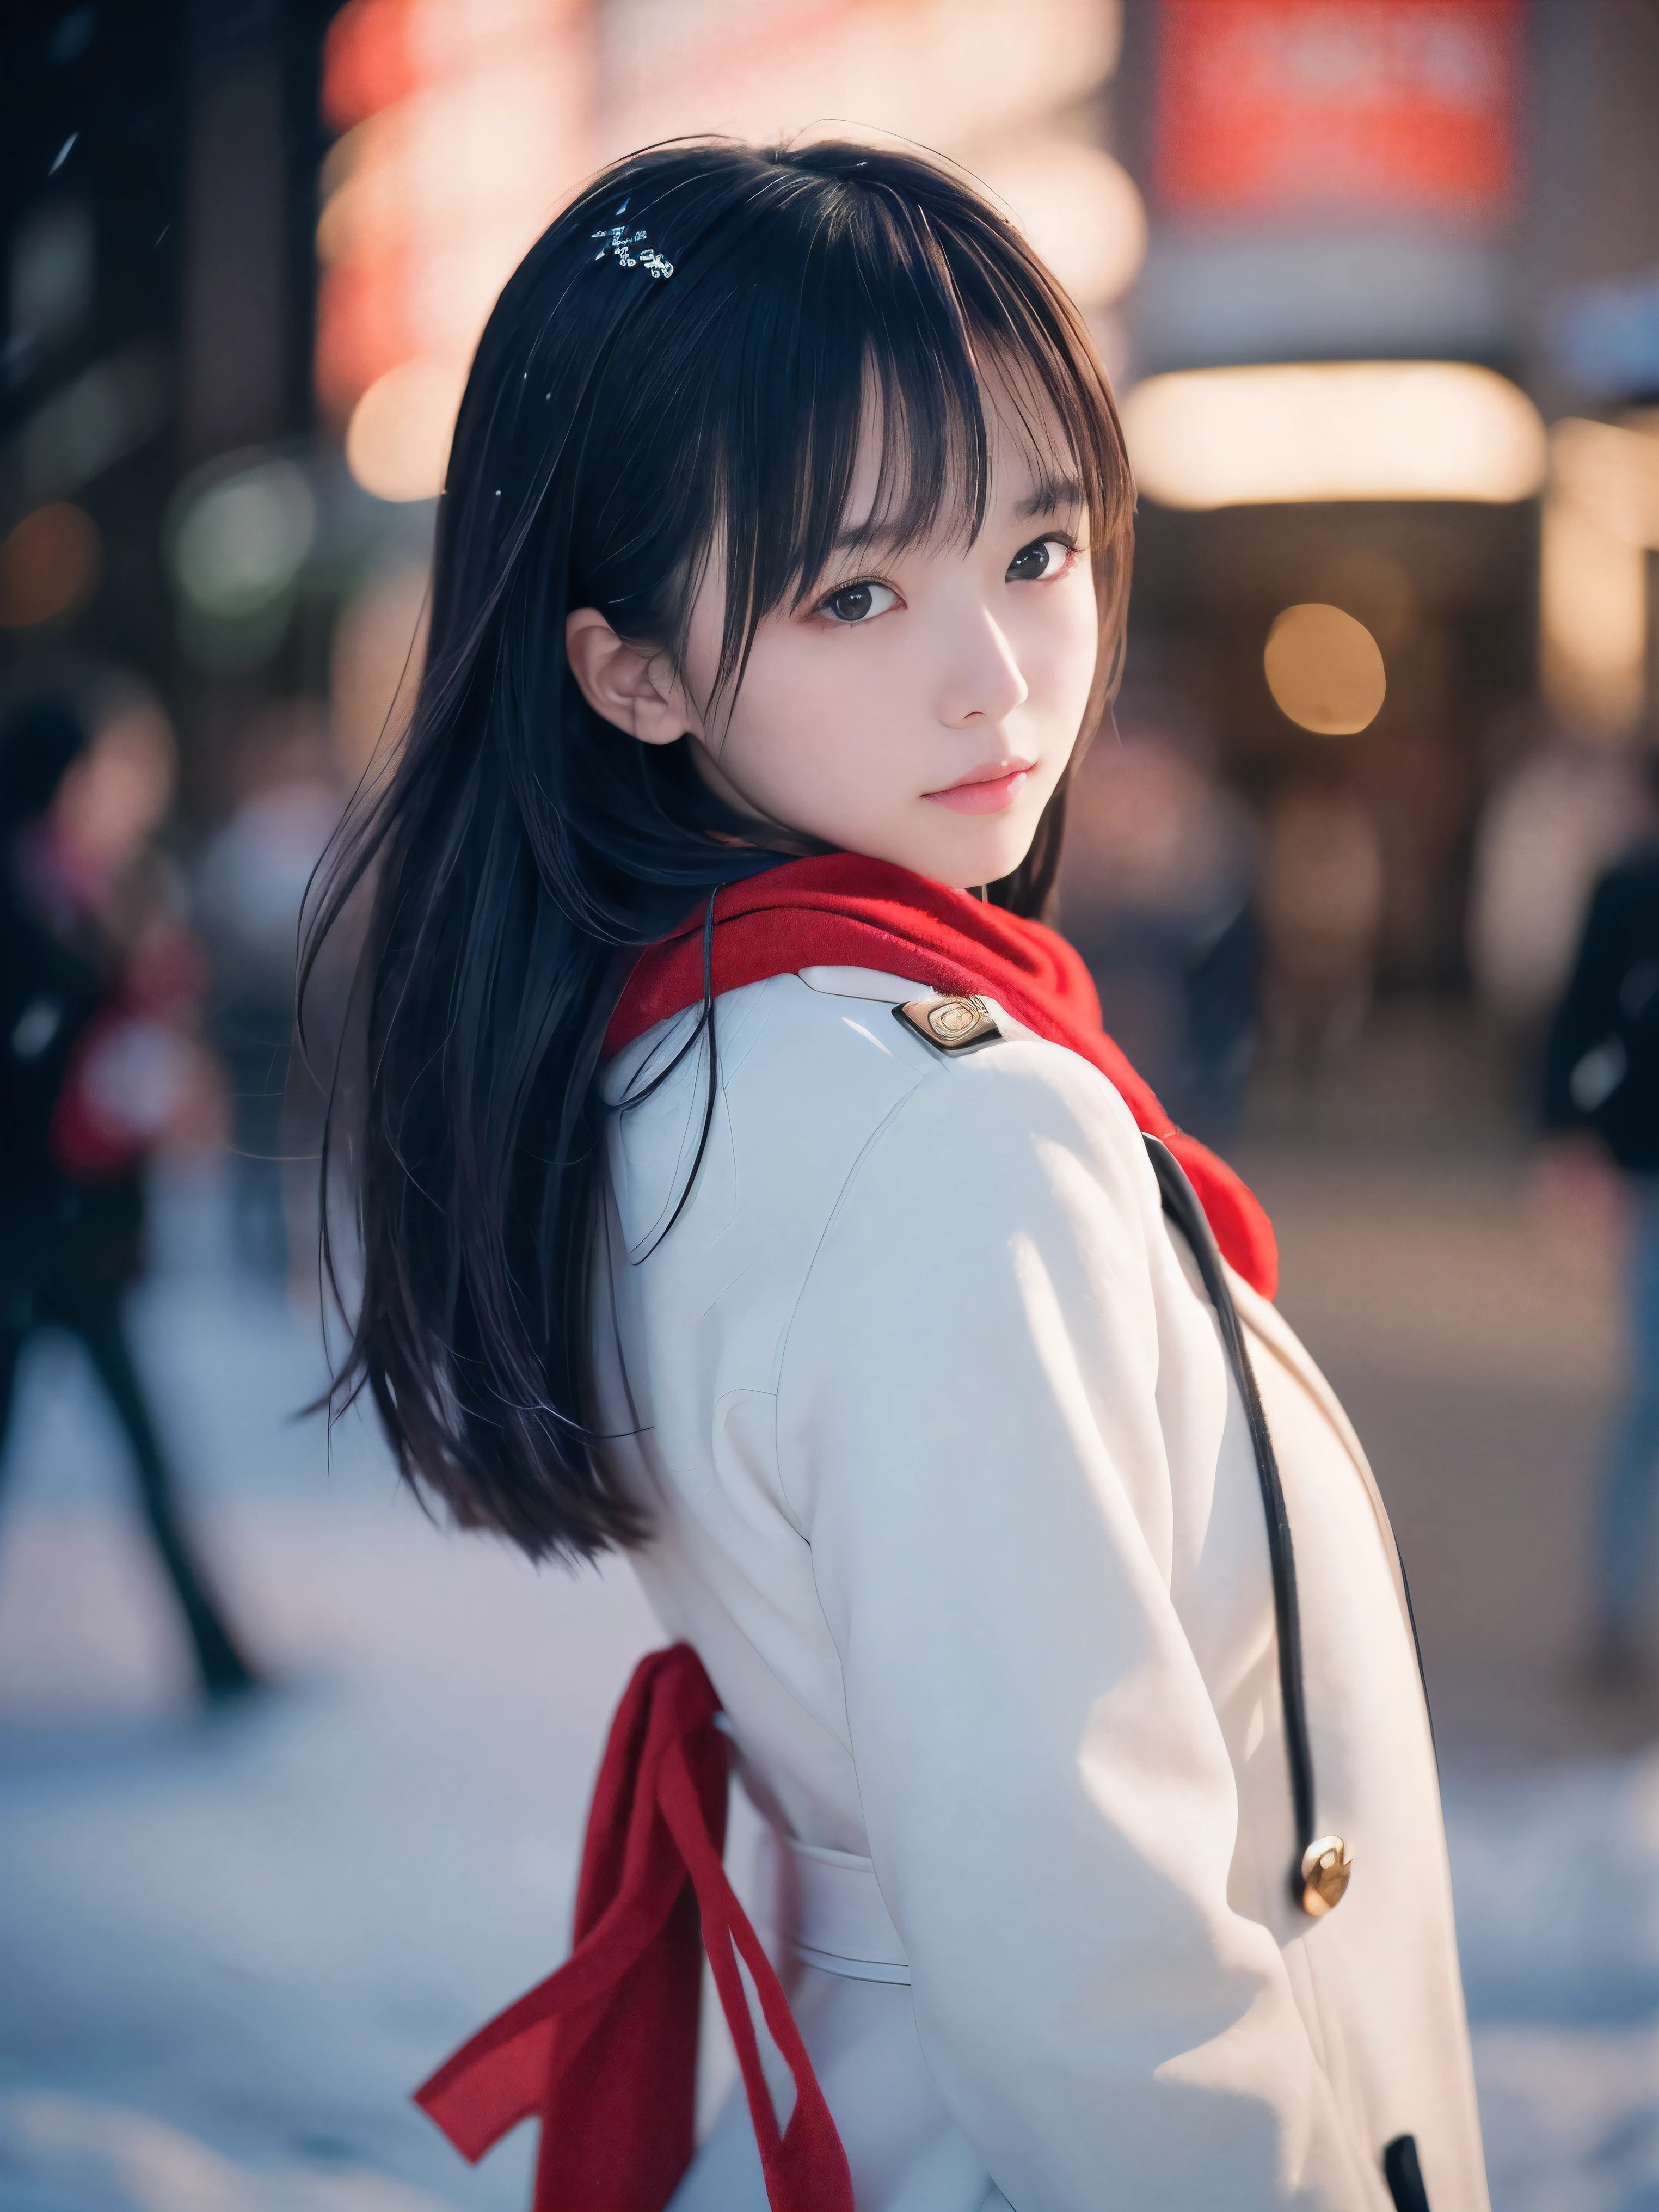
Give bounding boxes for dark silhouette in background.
[1060,724,1259,1153]
[1544,769,1659,1685]
[0,690,258,1701]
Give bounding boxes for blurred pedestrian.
[1542,759,1659,1684]
[1470,732,1644,1072]
[196,704,342,1283]
[0,688,259,1702]
[1060,726,1259,1151]
[1258,771,1386,1089]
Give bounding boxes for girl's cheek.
[1014,605,1091,695]
[1056,591,1103,680]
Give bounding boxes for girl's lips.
[922,763,1034,815]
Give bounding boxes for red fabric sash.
[604,852,1277,1299]
[415,1643,854,2212]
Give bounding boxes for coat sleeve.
[773,1041,1373,2211]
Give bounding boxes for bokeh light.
[315,0,595,422]
[313,0,1125,442]
[1122,361,1547,509]
[17,343,173,501]
[1540,415,1659,734]
[1153,0,1522,225]
[979,139,1146,309]
[343,355,466,502]
[169,458,317,620]
[329,560,431,771]
[1263,603,1387,735]
[0,501,102,629]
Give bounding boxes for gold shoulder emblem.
[893,994,1002,1055]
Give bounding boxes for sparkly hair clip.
[592,201,673,280]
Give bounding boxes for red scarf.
[604,852,1276,1298]
[416,1644,853,2211]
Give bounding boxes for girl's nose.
[937,610,1029,728]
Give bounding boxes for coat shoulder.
[603,967,1150,1267]
[740,968,1148,1173]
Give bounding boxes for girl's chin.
[911,832,1039,892]
[835,800,1043,889]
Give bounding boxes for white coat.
[593,962,1490,2212]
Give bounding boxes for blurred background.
[3,3,1659,2206]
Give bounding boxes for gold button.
[1300,1835,1353,1917]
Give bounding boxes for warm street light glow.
[317,2,592,421]
[316,0,1126,433]
[978,139,1146,309]
[345,356,468,502]
[1122,361,1547,508]
[1541,417,1659,735]
[1263,604,1386,735]
[1549,415,1659,548]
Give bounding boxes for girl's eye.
[818,579,899,624]
[1006,536,1075,582]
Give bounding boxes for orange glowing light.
[1122,361,1546,508]
[315,1,1131,474]
[0,502,102,629]
[315,256,413,425]
[322,0,419,131]
[314,1,597,430]
[345,356,468,502]
[1263,604,1387,735]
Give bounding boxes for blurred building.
[0,2,344,818]
[5,0,1659,1015]
[311,0,1138,485]
[1115,0,1659,1000]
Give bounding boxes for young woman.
[309,140,1488,2211]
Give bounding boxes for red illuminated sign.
[1154,0,1522,226]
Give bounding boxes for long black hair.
[303,137,1134,1562]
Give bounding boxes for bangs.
[675,148,1134,709]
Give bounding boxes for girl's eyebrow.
[828,515,913,558]
[828,468,1085,560]
[1015,470,1084,519]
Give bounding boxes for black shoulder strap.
[1143,1135,1318,1897]
[1150,1138,1437,2201]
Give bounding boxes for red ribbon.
[604,853,1277,1299]
[414,1644,854,2212]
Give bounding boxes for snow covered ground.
[1,1168,1656,2210]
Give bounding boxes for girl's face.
[568,386,1102,890]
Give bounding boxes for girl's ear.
[565,609,703,746]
